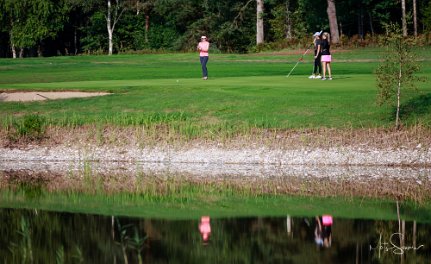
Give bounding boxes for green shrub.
[12,114,46,141]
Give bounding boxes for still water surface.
[0,208,429,263]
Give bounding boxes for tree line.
[0,0,430,58]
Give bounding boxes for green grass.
[1,47,431,131]
[1,188,431,223]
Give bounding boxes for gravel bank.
[1,144,430,166]
[1,144,430,179]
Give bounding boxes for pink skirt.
[321,55,332,62]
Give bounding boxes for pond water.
[0,208,430,263]
[1,161,431,263]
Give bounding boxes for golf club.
[286,45,313,78]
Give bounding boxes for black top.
[321,39,330,55]
[314,39,321,56]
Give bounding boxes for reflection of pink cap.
[199,216,211,242]
[322,215,333,226]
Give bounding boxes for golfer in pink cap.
[197,36,209,80]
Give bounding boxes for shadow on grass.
[398,93,431,120]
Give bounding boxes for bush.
[11,114,46,142]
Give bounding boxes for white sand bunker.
[0,91,111,102]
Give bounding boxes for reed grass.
[8,122,427,149]
[1,170,430,204]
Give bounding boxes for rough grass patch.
[8,114,47,143]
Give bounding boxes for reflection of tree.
[1,209,430,263]
[0,209,120,263]
[8,216,33,263]
[56,245,64,264]
[114,217,147,264]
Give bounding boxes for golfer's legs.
[314,57,321,74]
[200,56,209,77]
[322,62,327,77]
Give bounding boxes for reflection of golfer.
[320,32,332,80]
[314,215,332,248]
[199,216,211,244]
[197,36,209,80]
[309,32,322,79]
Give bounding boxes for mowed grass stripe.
[0,75,388,128]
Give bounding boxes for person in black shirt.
[314,215,332,248]
[309,32,322,79]
[320,32,332,80]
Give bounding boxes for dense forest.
[0,0,431,58]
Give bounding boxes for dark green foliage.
[1,0,427,56]
[423,0,431,32]
[80,11,107,54]
[399,93,431,121]
[2,0,69,55]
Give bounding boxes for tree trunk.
[401,220,405,264]
[358,8,364,39]
[9,20,17,59]
[19,48,24,58]
[112,216,117,264]
[401,0,407,37]
[106,0,125,55]
[256,0,264,44]
[413,221,417,249]
[107,0,114,55]
[368,12,374,36]
[37,45,43,57]
[11,42,17,59]
[145,15,150,43]
[326,0,340,44]
[413,0,417,37]
[396,62,402,129]
[74,27,78,55]
[285,0,292,39]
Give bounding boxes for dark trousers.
[200,56,209,77]
[313,55,321,75]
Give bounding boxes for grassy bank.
[1,185,430,222]
[1,47,431,136]
[1,170,430,220]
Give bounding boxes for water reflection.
[199,216,211,245]
[314,215,333,248]
[0,209,429,263]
